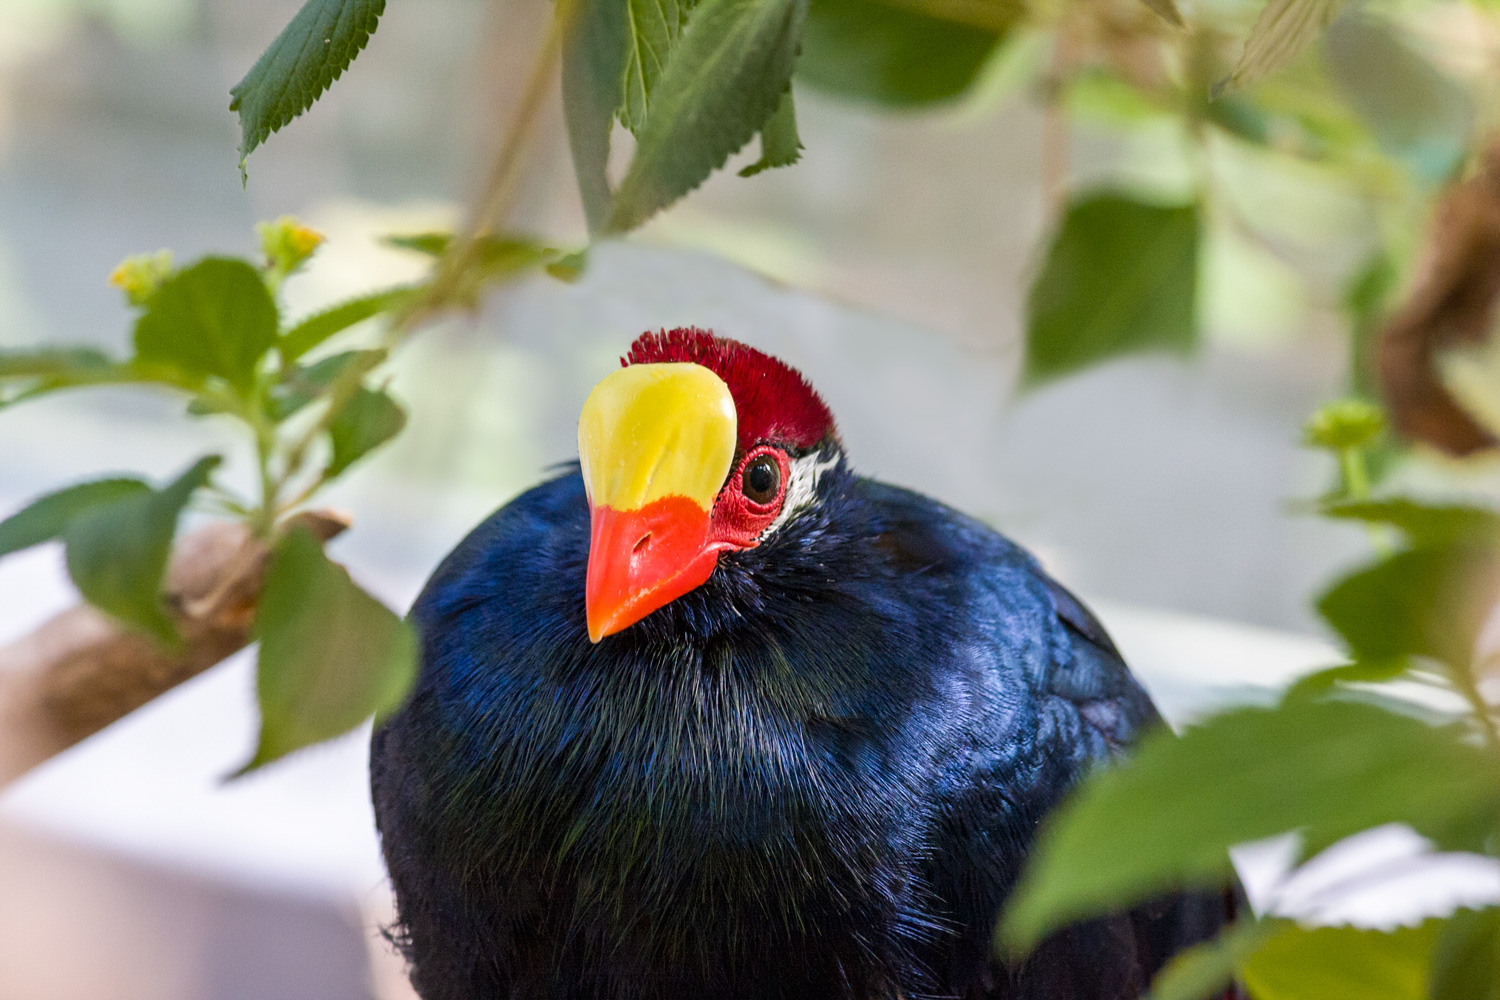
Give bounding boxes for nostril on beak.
[633,533,652,554]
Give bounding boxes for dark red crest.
[624,328,836,452]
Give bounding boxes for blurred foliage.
[5,0,1500,993]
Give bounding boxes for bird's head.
[578,327,839,642]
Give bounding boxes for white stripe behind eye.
[765,449,839,538]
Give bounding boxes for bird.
[370,327,1230,1000]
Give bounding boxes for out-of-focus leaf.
[229,0,386,175]
[739,88,802,177]
[241,526,416,771]
[1431,908,1500,1000]
[1145,920,1273,1000]
[1345,251,1398,399]
[1206,95,1272,145]
[606,0,808,233]
[1317,543,1500,668]
[1324,14,1472,185]
[1322,499,1500,547]
[1024,193,1200,387]
[280,286,415,364]
[327,386,406,476]
[62,456,221,645]
[384,235,560,304]
[1065,71,1173,126]
[1239,921,1437,1000]
[133,258,278,395]
[545,249,589,282]
[1224,0,1347,93]
[621,0,690,132]
[269,349,385,421]
[1282,659,1409,700]
[999,700,1500,953]
[1139,0,1183,28]
[797,0,1012,106]
[562,0,630,232]
[0,478,151,558]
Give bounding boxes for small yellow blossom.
[107,250,174,307]
[257,216,325,277]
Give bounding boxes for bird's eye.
[742,454,781,505]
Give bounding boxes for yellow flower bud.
[257,216,325,277]
[107,250,174,307]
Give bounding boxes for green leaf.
[562,0,630,233]
[62,456,220,645]
[229,0,386,176]
[621,0,689,132]
[327,386,406,476]
[1431,908,1500,1000]
[133,258,278,395]
[1282,659,1409,700]
[1317,543,1500,668]
[1024,194,1200,387]
[1323,13,1473,185]
[1322,499,1500,548]
[0,478,151,558]
[797,0,1013,106]
[738,88,802,177]
[1223,0,1348,94]
[280,285,415,364]
[999,700,1500,954]
[242,525,417,771]
[606,0,809,233]
[1139,0,1184,28]
[545,249,590,282]
[1145,920,1273,1000]
[269,349,384,421]
[1240,921,1437,1000]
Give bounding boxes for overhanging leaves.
[621,0,690,132]
[62,456,220,645]
[133,258,278,395]
[1024,193,1200,387]
[242,526,417,772]
[606,0,809,233]
[562,0,630,233]
[999,699,1500,954]
[229,0,387,175]
[739,88,802,177]
[797,0,1014,106]
[0,478,151,559]
[1321,498,1500,547]
[1223,0,1348,94]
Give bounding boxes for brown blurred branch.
[1378,142,1500,456]
[0,510,348,789]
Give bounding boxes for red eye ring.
[734,446,789,510]
[709,446,790,550]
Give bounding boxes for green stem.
[1447,658,1500,752]
[1339,446,1370,501]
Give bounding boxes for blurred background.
[0,0,1489,996]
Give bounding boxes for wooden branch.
[0,511,348,789]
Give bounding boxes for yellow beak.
[577,363,737,641]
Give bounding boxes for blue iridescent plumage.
[372,447,1227,999]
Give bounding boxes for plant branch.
[0,510,348,789]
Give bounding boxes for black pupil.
[743,457,779,503]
